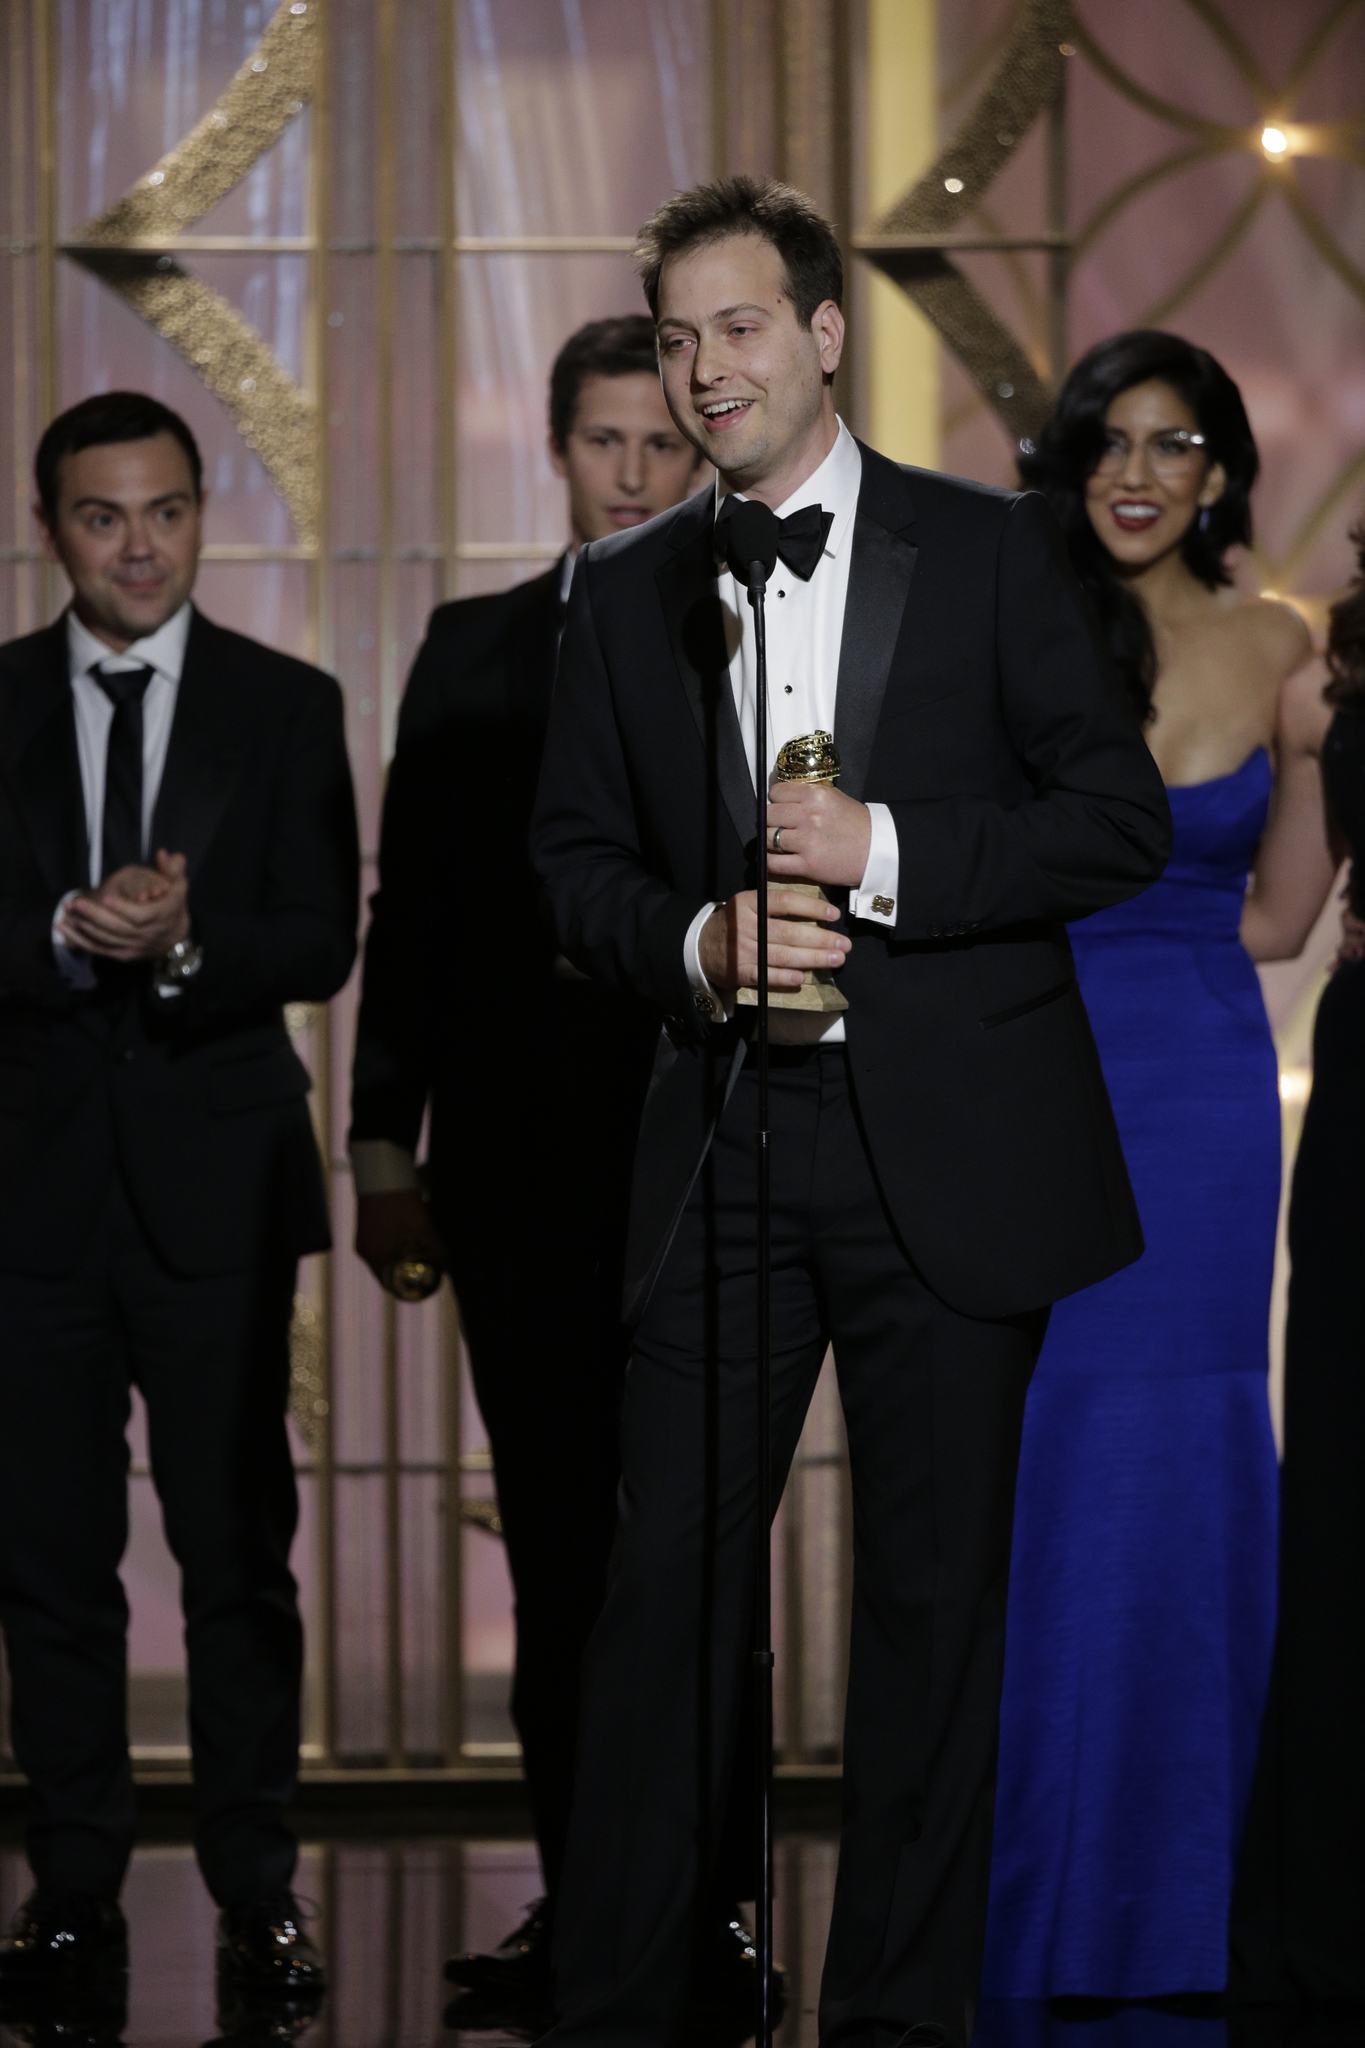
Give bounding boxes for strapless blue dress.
[982,748,1281,1997]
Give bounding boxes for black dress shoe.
[0,1891,128,2005]
[686,1911,788,2035]
[445,1898,552,1996]
[216,1893,326,2001]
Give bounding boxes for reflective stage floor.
[0,1817,1360,2048]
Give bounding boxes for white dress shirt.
[53,602,192,987]
[683,419,899,1045]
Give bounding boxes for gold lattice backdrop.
[861,0,1365,623]
[47,0,1365,619]
[64,0,320,544]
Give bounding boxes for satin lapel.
[150,610,246,876]
[4,621,89,894]
[656,511,754,862]
[832,507,918,804]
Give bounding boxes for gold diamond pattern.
[65,1,320,544]
[857,0,1365,594]
[859,0,1072,445]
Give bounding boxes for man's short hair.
[35,391,203,523]
[634,175,842,329]
[548,316,661,451]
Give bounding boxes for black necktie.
[93,663,154,878]
[716,498,835,581]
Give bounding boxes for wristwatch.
[155,935,204,994]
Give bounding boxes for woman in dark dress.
[1232,527,1365,2005]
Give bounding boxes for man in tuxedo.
[350,316,766,2026]
[0,392,358,2016]
[531,178,1172,2047]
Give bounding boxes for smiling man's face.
[551,370,703,546]
[37,431,203,652]
[654,232,842,503]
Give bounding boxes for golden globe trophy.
[381,1248,444,1302]
[737,729,849,1014]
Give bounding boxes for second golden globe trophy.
[737,729,849,1014]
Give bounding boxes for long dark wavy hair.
[1019,330,1260,724]
[1325,521,1365,707]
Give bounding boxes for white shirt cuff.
[683,900,733,1023]
[848,803,899,927]
[350,1139,422,1196]
[52,890,97,990]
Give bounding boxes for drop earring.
[1199,506,1212,533]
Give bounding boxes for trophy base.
[737,975,849,1013]
[738,880,849,1013]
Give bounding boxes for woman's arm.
[1240,653,1341,962]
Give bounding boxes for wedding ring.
[773,827,783,852]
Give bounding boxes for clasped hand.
[58,848,191,962]
[697,783,869,995]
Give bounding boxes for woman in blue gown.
[982,332,1338,2000]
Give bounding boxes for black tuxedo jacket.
[0,606,359,1277]
[531,444,1173,1322]
[350,564,659,1210]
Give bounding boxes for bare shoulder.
[1232,593,1312,677]
[1275,649,1333,753]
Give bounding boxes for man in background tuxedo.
[351,315,759,2027]
[531,179,1172,2048]
[0,393,358,2021]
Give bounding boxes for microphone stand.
[746,553,775,2048]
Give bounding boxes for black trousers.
[433,979,658,1908]
[547,1047,1044,2048]
[0,1173,302,1909]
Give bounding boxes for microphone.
[717,486,783,2048]
[720,498,780,593]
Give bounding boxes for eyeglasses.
[1094,428,1207,480]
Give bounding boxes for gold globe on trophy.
[737,729,849,1014]
[382,1248,444,1302]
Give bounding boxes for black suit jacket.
[349,564,659,1218]
[531,445,1174,1323]
[0,606,359,1277]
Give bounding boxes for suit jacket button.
[927,922,941,938]
[121,1049,135,1063]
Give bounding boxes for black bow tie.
[716,498,834,582]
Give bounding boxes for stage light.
[1261,126,1288,157]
